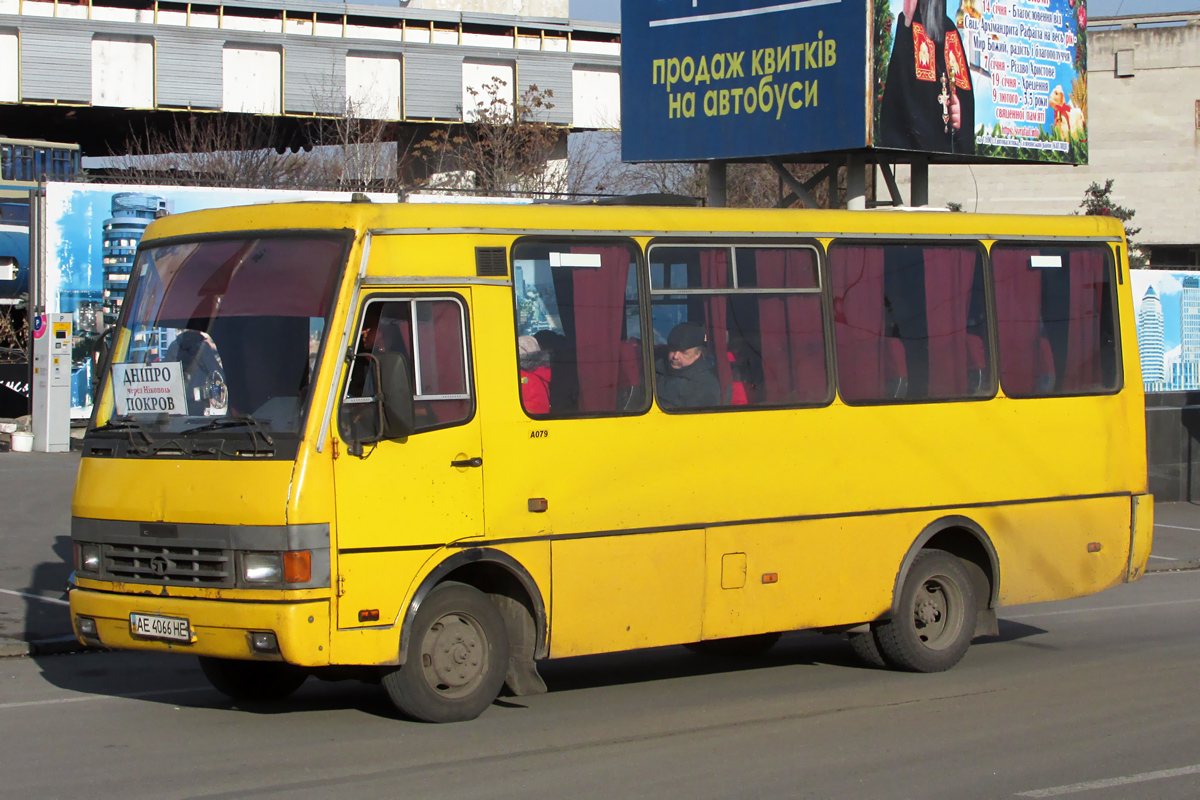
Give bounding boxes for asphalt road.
[3,570,1200,800]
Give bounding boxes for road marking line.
[1154,523,1200,532]
[1149,555,1180,561]
[1004,597,1200,620]
[0,686,211,711]
[0,587,69,606]
[1017,764,1200,796]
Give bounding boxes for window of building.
[512,240,645,417]
[829,242,991,404]
[340,296,472,439]
[647,244,828,411]
[992,244,1119,396]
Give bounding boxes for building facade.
[102,192,166,325]
[0,0,621,144]
[1138,286,1166,392]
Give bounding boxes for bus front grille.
[103,543,233,587]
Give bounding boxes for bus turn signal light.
[1087,542,1102,553]
[359,609,380,622]
[762,573,778,584]
[283,550,312,583]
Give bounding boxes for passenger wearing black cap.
[656,322,721,409]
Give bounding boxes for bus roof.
[140,200,1129,248]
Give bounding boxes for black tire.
[847,627,889,669]
[875,549,978,673]
[382,581,510,723]
[198,657,308,702]
[684,632,782,657]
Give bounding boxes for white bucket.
[9,431,33,452]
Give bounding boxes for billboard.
[622,0,1088,165]
[874,0,1087,162]
[35,183,393,417]
[620,0,871,162]
[1132,270,1200,394]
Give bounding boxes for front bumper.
[69,587,331,667]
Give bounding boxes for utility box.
[31,312,72,453]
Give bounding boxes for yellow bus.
[69,200,1152,723]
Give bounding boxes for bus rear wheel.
[198,657,309,702]
[382,581,510,723]
[847,627,889,669]
[875,550,977,673]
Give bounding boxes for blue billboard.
[621,0,871,162]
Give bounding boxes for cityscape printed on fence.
[1132,270,1200,393]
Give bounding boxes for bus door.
[331,292,483,631]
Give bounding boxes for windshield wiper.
[183,415,275,453]
[91,416,156,454]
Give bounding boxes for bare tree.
[409,80,565,197]
[105,97,402,193]
[0,298,28,364]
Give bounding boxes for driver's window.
[340,297,472,439]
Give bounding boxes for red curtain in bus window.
[700,249,733,396]
[1062,248,1106,392]
[572,246,630,412]
[831,246,886,401]
[413,300,468,422]
[924,247,975,397]
[756,249,827,403]
[993,249,1043,396]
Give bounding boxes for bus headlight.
[78,544,101,573]
[243,553,283,583]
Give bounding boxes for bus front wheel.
[875,550,977,673]
[198,656,308,702]
[382,581,510,723]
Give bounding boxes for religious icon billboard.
[621,0,1087,164]
[873,0,1088,163]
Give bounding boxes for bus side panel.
[980,495,1132,607]
[334,550,437,632]
[702,518,899,640]
[550,530,704,658]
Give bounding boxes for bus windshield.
[93,235,346,444]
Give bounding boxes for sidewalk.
[0,454,1197,656]
[0,450,80,657]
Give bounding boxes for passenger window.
[512,240,646,416]
[992,244,1119,396]
[829,243,991,404]
[339,297,472,440]
[648,244,828,411]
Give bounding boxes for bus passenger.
[518,335,551,414]
[656,322,720,410]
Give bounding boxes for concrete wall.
[405,0,568,17]
[896,18,1200,249]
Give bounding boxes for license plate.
[130,613,191,643]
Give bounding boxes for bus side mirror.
[339,353,415,457]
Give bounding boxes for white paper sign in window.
[112,362,188,415]
[549,252,602,268]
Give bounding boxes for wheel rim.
[418,611,490,699]
[910,574,963,651]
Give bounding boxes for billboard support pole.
[707,160,727,208]
[767,158,820,209]
[878,162,903,207]
[847,154,866,210]
[911,158,929,207]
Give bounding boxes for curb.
[1147,560,1200,573]
[0,635,96,658]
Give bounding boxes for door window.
[340,296,472,439]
